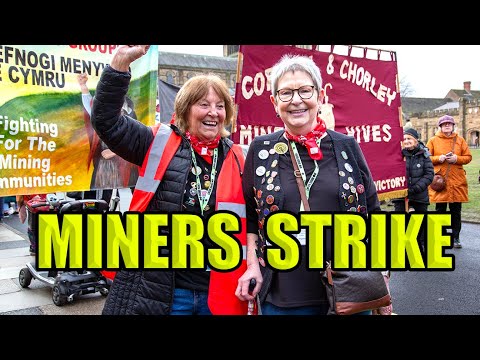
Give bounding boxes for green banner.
[0,45,158,196]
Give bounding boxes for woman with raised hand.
[91,45,247,315]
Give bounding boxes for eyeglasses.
[276,85,316,102]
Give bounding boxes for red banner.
[231,45,406,200]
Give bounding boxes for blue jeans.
[262,302,372,315]
[170,288,212,315]
[262,302,329,315]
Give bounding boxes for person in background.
[235,54,381,315]
[0,197,4,223]
[78,73,139,191]
[91,45,247,315]
[392,127,434,250]
[426,115,472,249]
[16,194,48,255]
[404,118,413,131]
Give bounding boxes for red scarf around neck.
[284,118,327,160]
[185,131,220,164]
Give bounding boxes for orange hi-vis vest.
[129,123,181,211]
[208,141,248,315]
[129,123,248,314]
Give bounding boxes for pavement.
[0,189,133,315]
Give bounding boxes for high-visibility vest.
[128,124,248,314]
[101,124,178,282]
[207,143,248,315]
[129,124,181,212]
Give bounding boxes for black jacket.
[244,130,381,304]
[91,65,236,315]
[393,144,434,205]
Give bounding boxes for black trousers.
[435,202,462,240]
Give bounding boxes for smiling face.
[403,134,418,150]
[187,87,225,142]
[270,70,323,136]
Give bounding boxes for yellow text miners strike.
[36,212,454,271]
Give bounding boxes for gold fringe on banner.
[378,189,408,202]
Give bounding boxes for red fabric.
[107,124,181,281]
[185,131,220,164]
[115,126,249,314]
[284,118,327,160]
[101,270,116,281]
[233,45,406,199]
[169,112,176,124]
[208,144,248,315]
[129,124,181,212]
[82,98,98,172]
[25,194,49,213]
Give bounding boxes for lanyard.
[290,138,320,211]
[190,147,218,216]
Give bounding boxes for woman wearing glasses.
[426,115,472,249]
[235,54,382,315]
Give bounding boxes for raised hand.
[77,72,88,86]
[77,73,89,94]
[110,45,151,72]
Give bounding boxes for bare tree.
[400,76,415,97]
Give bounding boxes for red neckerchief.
[284,118,327,160]
[185,131,220,164]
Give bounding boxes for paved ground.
[0,189,133,315]
[0,217,107,315]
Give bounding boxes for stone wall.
[158,66,236,90]
[408,98,480,147]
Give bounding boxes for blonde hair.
[174,74,234,138]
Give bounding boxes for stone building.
[158,50,237,94]
[402,81,480,147]
[157,47,480,148]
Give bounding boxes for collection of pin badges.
[337,150,367,213]
[184,165,214,211]
[251,140,370,265]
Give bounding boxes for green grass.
[462,148,480,223]
[382,148,480,223]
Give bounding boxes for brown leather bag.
[430,136,456,192]
[320,262,392,315]
[430,173,446,192]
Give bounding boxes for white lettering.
[374,176,406,191]
[344,124,392,143]
[339,59,397,106]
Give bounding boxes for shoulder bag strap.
[445,136,457,180]
[288,141,311,211]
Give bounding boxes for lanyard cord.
[290,138,320,211]
[290,138,321,199]
[190,147,218,216]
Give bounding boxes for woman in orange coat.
[426,115,472,248]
